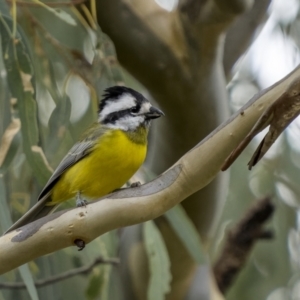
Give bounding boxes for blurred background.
[1,0,300,299]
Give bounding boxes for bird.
[4,86,164,234]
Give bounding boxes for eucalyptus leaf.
[0,15,52,185]
[0,290,5,300]
[93,32,124,98]
[0,179,39,300]
[0,130,20,175]
[18,265,39,300]
[31,0,76,26]
[143,221,171,300]
[0,1,9,16]
[48,93,72,135]
[0,178,11,231]
[44,8,76,26]
[165,204,207,264]
[86,271,103,300]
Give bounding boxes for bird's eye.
[130,107,139,114]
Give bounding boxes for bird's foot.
[76,192,88,207]
[130,181,141,188]
[113,181,141,193]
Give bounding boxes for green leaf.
[0,120,21,175]
[0,179,39,300]
[0,15,52,185]
[92,31,125,98]
[48,93,72,135]
[0,178,12,231]
[86,271,103,300]
[31,0,76,26]
[143,221,172,300]
[0,2,10,16]
[18,265,39,300]
[0,132,20,175]
[44,8,76,26]
[0,291,5,300]
[165,204,207,264]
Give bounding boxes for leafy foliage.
[143,221,171,300]
[0,3,126,300]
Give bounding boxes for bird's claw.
[130,181,141,188]
[76,192,88,207]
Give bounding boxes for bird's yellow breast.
[51,129,147,204]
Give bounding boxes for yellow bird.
[5,86,164,234]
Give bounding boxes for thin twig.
[213,196,275,294]
[5,0,87,7]
[0,256,119,289]
[26,12,94,85]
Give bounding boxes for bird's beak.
[145,106,164,119]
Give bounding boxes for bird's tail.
[3,192,57,235]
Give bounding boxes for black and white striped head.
[99,86,164,131]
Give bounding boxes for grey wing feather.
[38,140,95,200]
[3,142,94,235]
[39,124,108,200]
[3,124,107,235]
[3,192,55,234]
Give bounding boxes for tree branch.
[222,76,300,170]
[1,65,299,274]
[0,256,119,289]
[95,1,231,245]
[213,197,275,294]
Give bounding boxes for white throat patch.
[105,115,146,131]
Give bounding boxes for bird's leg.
[76,191,88,207]
[130,181,141,188]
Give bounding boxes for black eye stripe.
[131,104,141,113]
[102,107,140,124]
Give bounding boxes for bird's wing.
[3,191,56,234]
[3,125,108,234]
[38,124,107,201]
[37,140,94,200]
